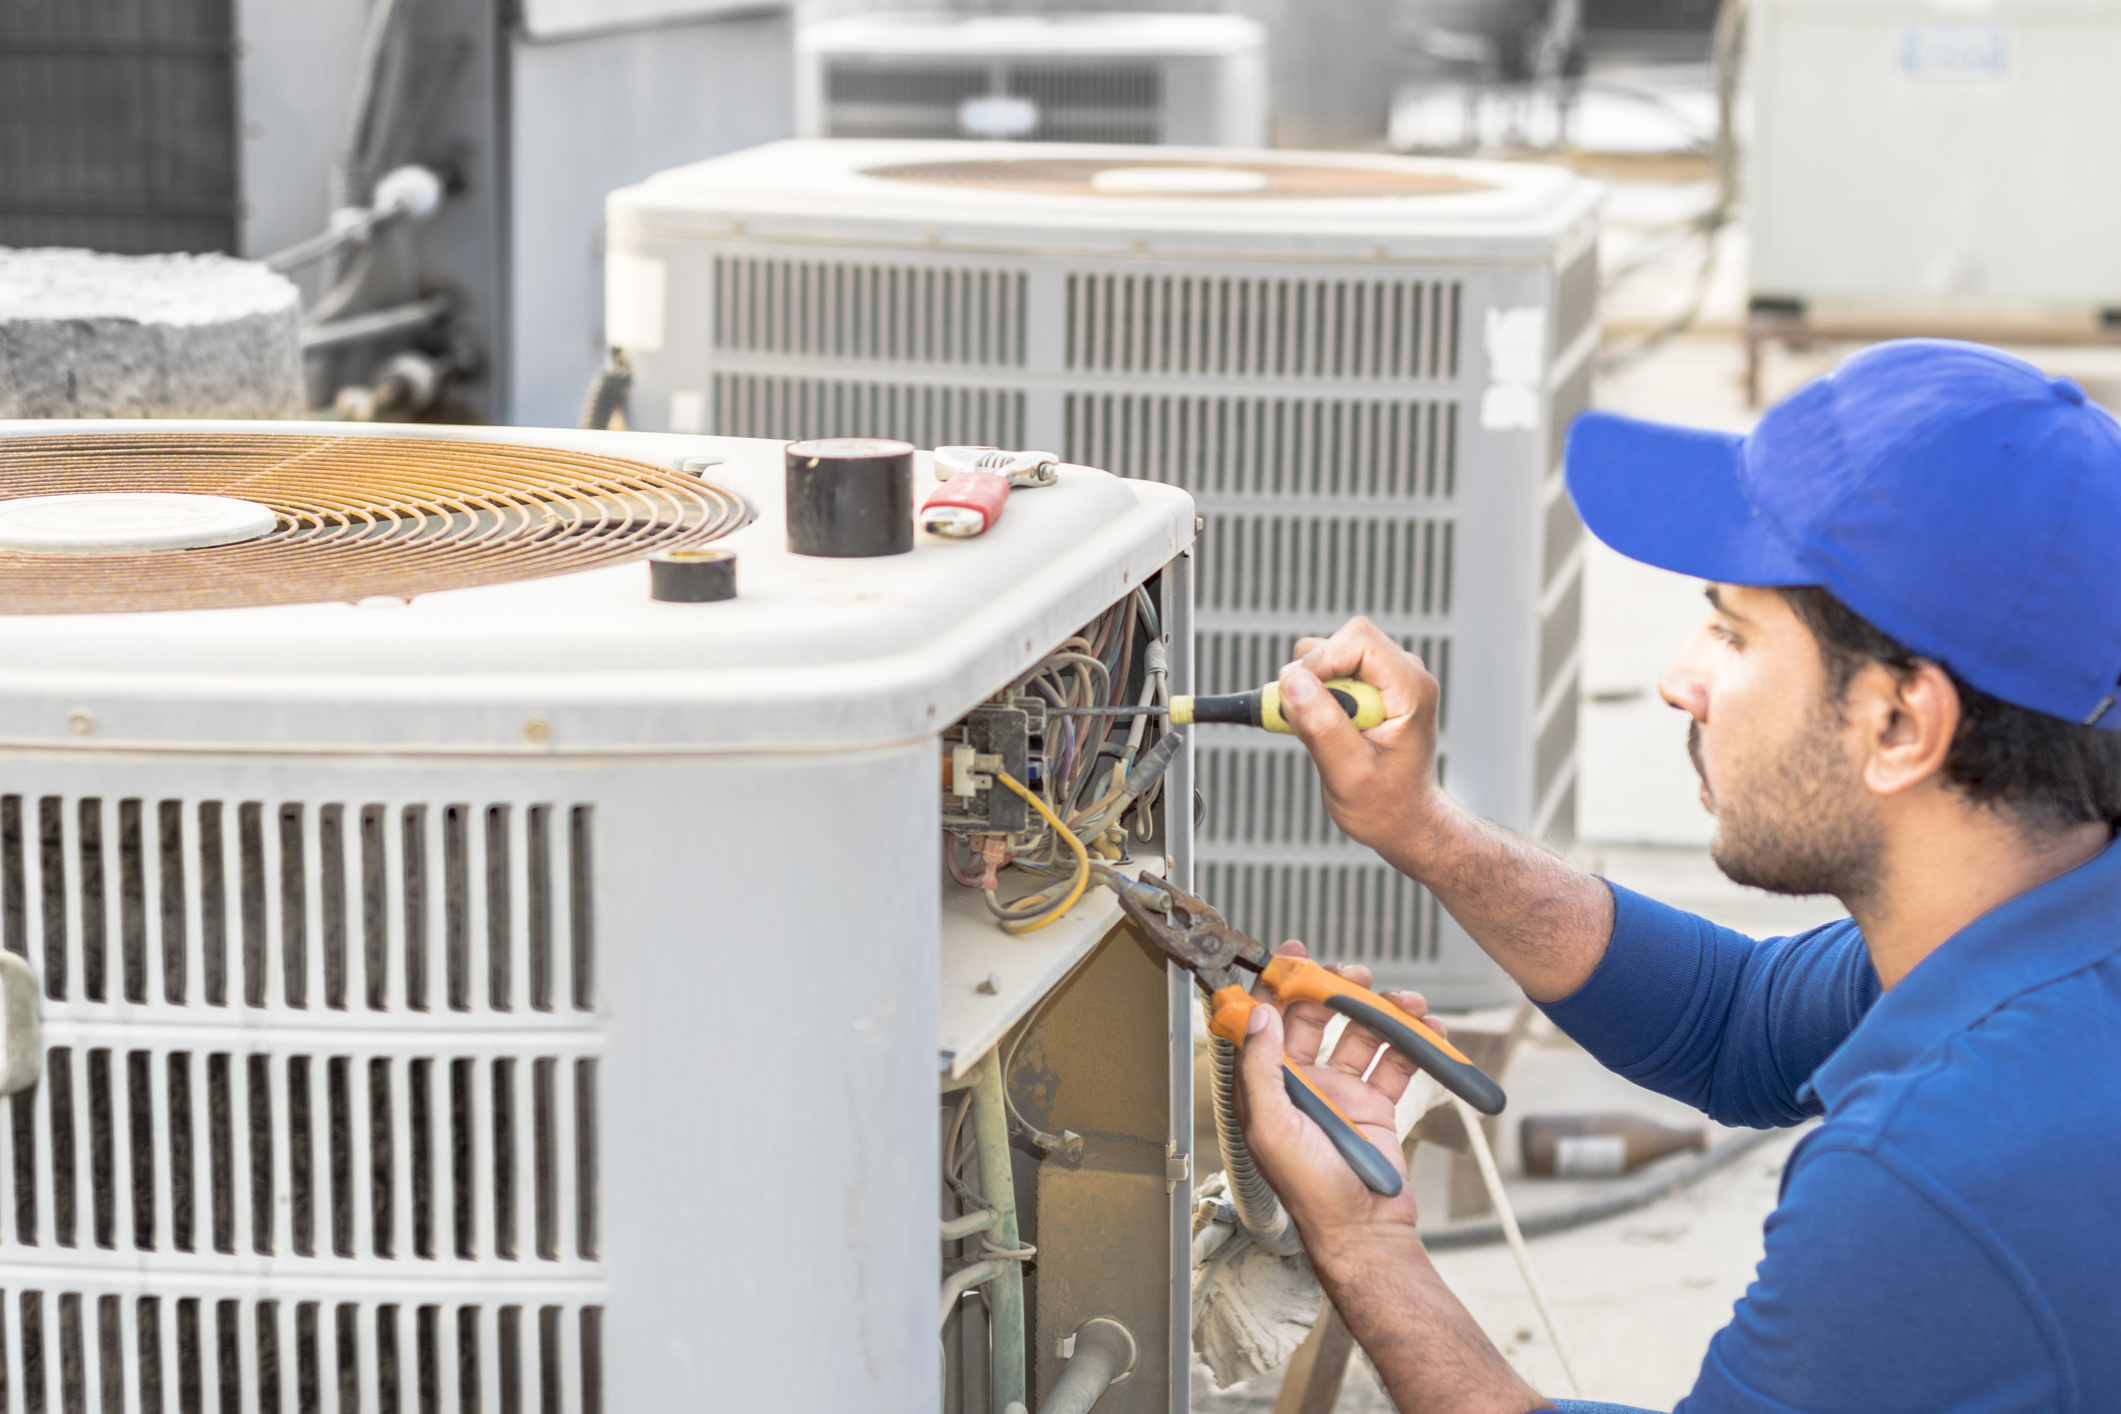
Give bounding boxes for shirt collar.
[1804,835,2121,1109]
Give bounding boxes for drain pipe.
[1209,1033,1302,1255]
[1037,1318,1136,1414]
[970,1047,1028,1414]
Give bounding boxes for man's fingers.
[1294,616,1434,721]
[1267,942,1335,1065]
[1326,988,1432,1100]
[1279,662,1375,776]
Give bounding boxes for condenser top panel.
[608,140,1600,261]
[800,12,1267,57]
[0,421,1192,754]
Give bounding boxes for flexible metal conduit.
[1210,1034,1302,1255]
[971,1048,1029,1414]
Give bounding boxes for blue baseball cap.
[1565,339,2121,728]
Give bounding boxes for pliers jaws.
[1106,870,1260,995]
[1108,869,1507,1119]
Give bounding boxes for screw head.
[66,709,93,737]
[523,717,551,745]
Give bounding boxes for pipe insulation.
[1209,1034,1302,1256]
[1036,1319,1137,1414]
[970,1048,1029,1414]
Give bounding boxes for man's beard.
[1691,709,1882,904]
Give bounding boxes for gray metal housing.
[606,140,1601,1006]
[0,419,1196,1413]
[234,0,797,425]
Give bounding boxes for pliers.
[1107,871,1506,1198]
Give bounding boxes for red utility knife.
[921,446,1060,538]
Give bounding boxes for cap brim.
[1563,411,1811,585]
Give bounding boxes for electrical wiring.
[988,770,1090,934]
[949,593,1169,932]
[944,830,986,889]
[996,945,1097,1159]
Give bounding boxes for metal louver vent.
[0,434,747,615]
[1064,275,1460,380]
[713,257,1027,367]
[1063,394,1458,498]
[710,374,1026,449]
[0,792,605,1413]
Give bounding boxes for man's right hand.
[1278,617,1447,854]
[1274,615,1616,1004]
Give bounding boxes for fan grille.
[0,433,749,614]
[864,157,1493,200]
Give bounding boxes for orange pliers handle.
[1208,956,1506,1116]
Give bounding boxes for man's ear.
[1857,660,1959,797]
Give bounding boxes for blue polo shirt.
[1540,837,2121,1413]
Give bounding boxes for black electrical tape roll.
[649,548,737,603]
[1326,995,1508,1116]
[784,437,915,558]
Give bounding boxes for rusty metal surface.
[864,157,1493,201]
[1014,921,1181,1414]
[0,432,749,614]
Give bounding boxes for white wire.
[1451,1093,1583,1399]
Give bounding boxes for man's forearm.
[1311,1228,1552,1414]
[1375,797,1614,1003]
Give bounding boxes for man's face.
[1658,584,1883,901]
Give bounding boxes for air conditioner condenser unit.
[0,420,1196,1413]
[606,139,1601,1008]
[797,12,1269,147]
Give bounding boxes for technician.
[1234,340,2121,1413]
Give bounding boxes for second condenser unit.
[797,13,1268,147]
[606,140,1600,1006]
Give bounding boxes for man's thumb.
[1238,1003,1287,1114]
[1279,664,1361,759]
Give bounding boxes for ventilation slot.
[0,1291,602,1414]
[1007,64,1161,144]
[1196,745,1354,850]
[713,257,1027,367]
[1535,672,1581,808]
[1199,860,1443,969]
[823,63,988,139]
[711,374,1025,449]
[1063,394,1458,499]
[4,1047,600,1269]
[1539,571,1583,701]
[0,798,596,1018]
[1065,275,1460,379]
[1198,514,1453,619]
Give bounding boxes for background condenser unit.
[1749,0,2121,328]
[796,13,1269,147]
[606,139,1601,1008]
[0,419,1196,1413]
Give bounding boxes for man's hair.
[1780,586,2121,831]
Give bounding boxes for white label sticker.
[1480,305,1547,431]
[669,389,706,434]
[1554,1133,1627,1177]
[605,252,667,353]
[1899,26,2010,83]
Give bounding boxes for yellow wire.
[992,769,1091,934]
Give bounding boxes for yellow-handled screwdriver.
[1071,678,1386,735]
